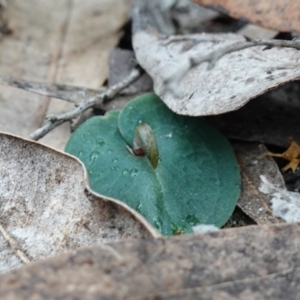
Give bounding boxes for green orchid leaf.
[65,93,241,235]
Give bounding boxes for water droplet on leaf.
[89,151,99,163]
[96,138,105,146]
[153,218,162,231]
[135,203,142,213]
[130,168,138,177]
[122,169,129,176]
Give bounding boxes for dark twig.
[164,38,300,96]
[29,67,144,141]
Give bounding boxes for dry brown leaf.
[262,140,300,172]
[0,0,132,151]
[234,143,284,225]
[193,0,300,32]
[132,6,300,116]
[41,0,133,150]
[0,133,158,274]
[0,222,299,299]
[0,0,70,139]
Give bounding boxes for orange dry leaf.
[193,0,300,32]
[261,140,300,173]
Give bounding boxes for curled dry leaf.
[132,5,300,116]
[0,133,157,274]
[193,0,300,33]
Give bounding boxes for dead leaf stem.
[29,67,144,141]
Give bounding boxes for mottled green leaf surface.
[65,94,240,235]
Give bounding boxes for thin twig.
[29,67,144,141]
[0,75,105,103]
[0,223,31,264]
[164,38,300,96]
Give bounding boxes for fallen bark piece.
[0,133,157,273]
[145,267,300,299]
[0,222,300,299]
